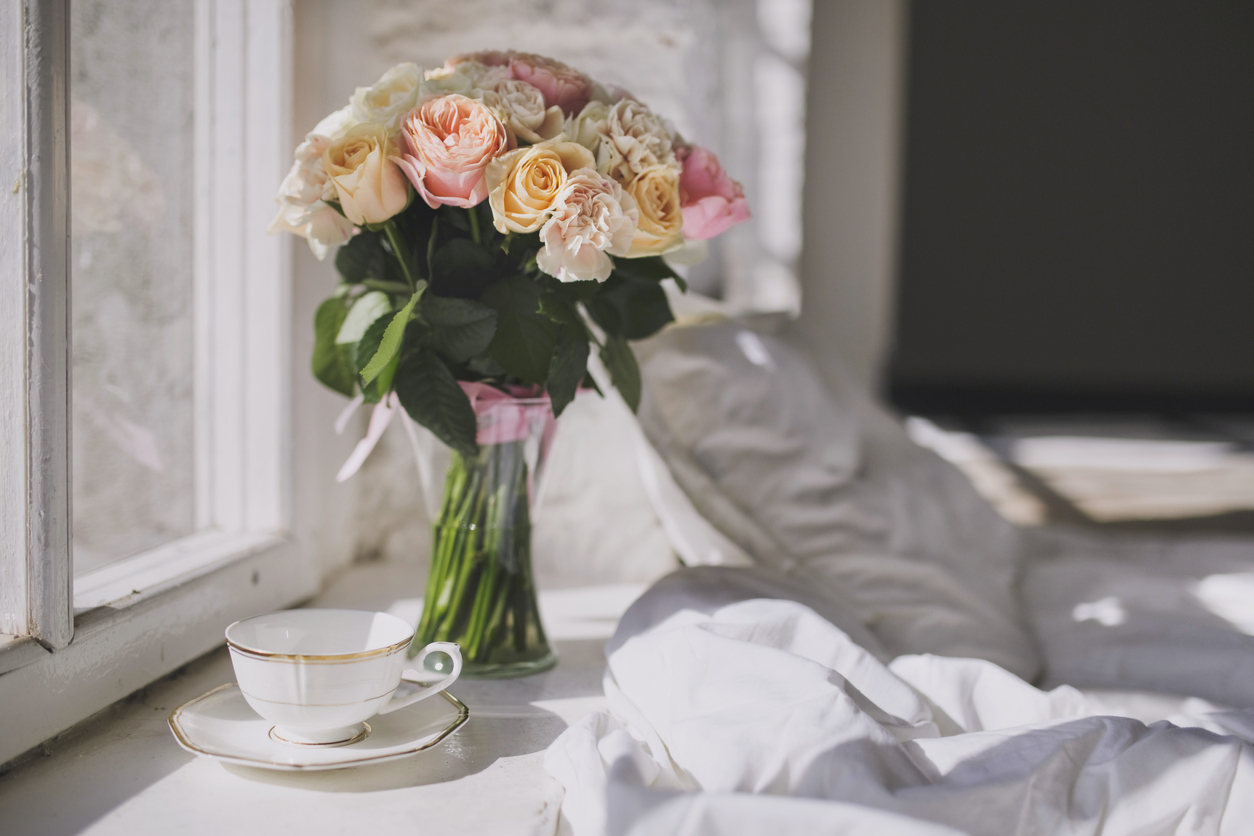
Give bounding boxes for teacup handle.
[378,642,463,714]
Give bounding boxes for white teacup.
[225,609,461,746]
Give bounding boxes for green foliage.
[587,275,674,340]
[481,276,560,385]
[335,230,406,286]
[355,316,397,403]
[422,295,499,363]
[312,296,357,397]
[430,238,500,297]
[600,334,642,412]
[546,326,591,417]
[314,199,687,427]
[394,350,479,458]
[360,287,424,386]
[610,254,686,291]
[336,291,392,345]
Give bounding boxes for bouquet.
[271,51,749,675]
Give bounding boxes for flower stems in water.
[411,440,553,674]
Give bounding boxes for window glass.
[70,0,196,575]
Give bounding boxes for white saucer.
[169,683,469,771]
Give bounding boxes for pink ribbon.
[459,382,555,446]
[335,384,557,483]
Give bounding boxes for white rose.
[419,62,509,101]
[269,198,354,260]
[482,79,565,145]
[311,104,358,141]
[350,63,422,130]
[594,99,680,185]
[269,132,354,259]
[536,168,638,283]
[564,100,610,157]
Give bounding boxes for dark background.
[889,0,1254,415]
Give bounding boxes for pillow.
[635,320,1041,680]
[1023,531,1254,706]
[608,565,890,662]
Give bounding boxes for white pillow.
[635,320,1041,680]
[1023,532,1254,706]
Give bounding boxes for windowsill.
[0,534,319,766]
[0,560,644,835]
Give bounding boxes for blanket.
[544,569,1254,836]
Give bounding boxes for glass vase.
[409,396,557,678]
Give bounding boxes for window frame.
[0,0,318,768]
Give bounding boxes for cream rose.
[593,99,680,185]
[350,63,422,130]
[625,164,684,256]
[485,140,596,233]
[429,60,510,94]
[322,123,410,225]
[564,100,610,156]
[482,79,564,145]
[536,168,637,282]
[394,94,512,208]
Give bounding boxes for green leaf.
[591,276,674,340]
[601,334,642,412]
[335,230,408,286]
[354,316,390,403]
[430,238,500,297]
[360,353,400,403]
[360,287,424,386]
[421,295,498,363]
[394,350,478,458]
[546,327,590,418]
[312,297,357,397]
[611,255,679,283]
[336,291,392,344]
[481,276,560,384]
[537,293,581,327]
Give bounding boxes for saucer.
[169,683,469,771]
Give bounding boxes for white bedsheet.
[544,592,1254,835]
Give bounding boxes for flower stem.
[465,206,482,246]
[382,218,419,289]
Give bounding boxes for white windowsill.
[0,535,320,766]
[0,561,644,836]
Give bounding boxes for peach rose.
[394,94,513,209]
[625,164,684,256]
[322,123,410,226]
[536,168,638,282]
[677,146,750,240]
[485,140,596,233]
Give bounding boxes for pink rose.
[394,94,513,208]
[452,51,592,116]
[508,54,593,116]
[449,50,514,69]
[677,146,750,240]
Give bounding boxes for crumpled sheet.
[544,584,1254,836]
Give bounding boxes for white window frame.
[0,0,318,767]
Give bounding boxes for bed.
[540,315,1254,835]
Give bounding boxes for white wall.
[789,0,908,392]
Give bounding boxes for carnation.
[536,169,638,283]
[592,99,679,185]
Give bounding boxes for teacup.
[225,609,461,746]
